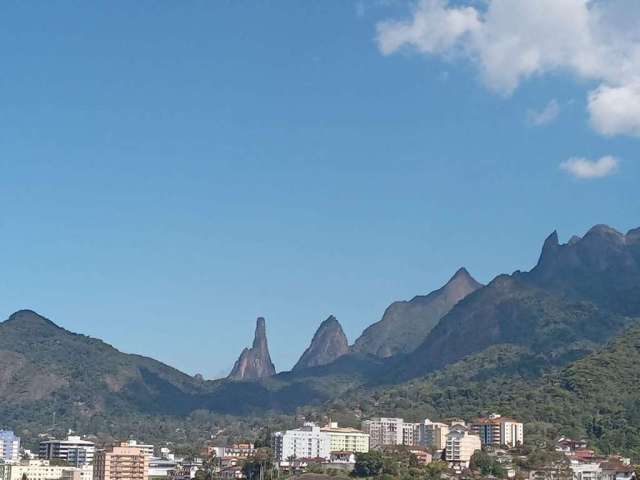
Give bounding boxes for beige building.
[93,444,148,480]
[321,423,369,453]
[418,420,450,451]
[470,414,524,447]
[445,426,481,467]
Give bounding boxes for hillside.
[0,310,207,419]
[320,322,640,459]
[352,268,482,357]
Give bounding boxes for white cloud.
[588,82,640,136]
[376,0,640,137]
[527,99,561,126]
[377,0,481,55]
[560,155,619,179]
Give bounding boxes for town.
[0,414,635,480]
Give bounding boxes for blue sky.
[0,1,638,378]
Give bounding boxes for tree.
[242,448,274,480]
[470,451,506,478]
[352,451,384,477]
[424,460,448,480]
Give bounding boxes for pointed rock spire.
[227,317,276,381]
[293,315,349,371]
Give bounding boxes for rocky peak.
[227,317,276,381]
[440,267,483,303]
[4,310,63,333]
[293,315,349,371]
[352,268,483,358]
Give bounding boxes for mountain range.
[1,223,639,454]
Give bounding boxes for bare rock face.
[293,316,349,371]
[351,268,483,358]
[227,317,276,381]
[528,225,640,316]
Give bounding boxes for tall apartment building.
[0,431,20,463]
[271,423,331,463]
[320,423,369,453]
[418,420,450,451]
[470,414,524,448]
[93,443,149,480]
[40,436,96,467]
[361,418,419,448]
[445,426,481,467]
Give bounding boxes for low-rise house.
[599,462,635,480]
[555,439,589,455]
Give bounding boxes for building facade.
[39,436,96,467]
[445,426,482,467]
[361,418,418,448]
[93,443,149,480]
[0,460,92,480]
[271,423,331,463]
[470,414,524,448]
[119,441,154,459]
[0,431,20,463]
[321,423,369,453]
[418,420,450,451]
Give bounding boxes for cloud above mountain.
[377,0,640,137]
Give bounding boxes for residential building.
[61,466,94,480]
[320,423,369,453]
[0,460,90,480]
[148,457,177,480]
[119,441,154,459]
[361,418,419,448]
[599,462,635,480]
[39,436,96,467]
[402,423,419,446]
[470,414,524,448]
[570,462,602,480]
[271,423,331,463]
[556,438,589,455]
[406,448,433,466]
[445,426,481,467]
[205,444,255,459]
[418,420,450,451]
[93,443,149,480]
[0,431,20,463]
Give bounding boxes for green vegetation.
[321,323,640,461]
[352,449,447,480]
[469,451,506,477]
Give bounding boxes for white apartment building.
[271,423,331,463]
[320,423,369,453]
[0,460,93,480]
[39,436,96,467]
[0,431,20,463]
[418,420,450,451]
[445,426,481,467]
[470,414,524,448]
[361,418,419,448]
